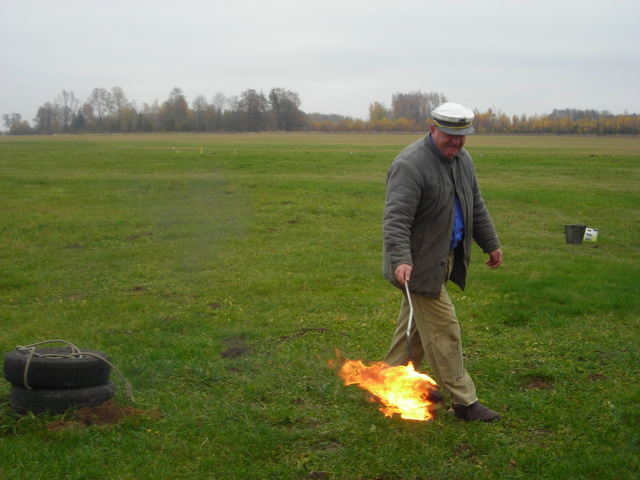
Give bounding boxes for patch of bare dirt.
[524,377,554,390]
[127,232,154,240]
[221,337,251,358]
[305,473,329,480]
[46,399,162,431]
[278,327,330,342]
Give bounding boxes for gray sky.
[2,0,639,123]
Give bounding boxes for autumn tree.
[238,89,268,132]
[139,101,161,132]
[192,94,209,132]
[33,103,60,134]
[2,113,32,134]
[87,88,112,131]
[56,90,80,132]
[110,86,130,132]
[368,101,389,122]
[161,87,191,131]
[223,95,240,131]
[268,88,303,131]
[391,91,447,125]
[212,92,226,130]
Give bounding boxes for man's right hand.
[394,264,413,286]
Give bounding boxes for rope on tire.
[16,339,135,402]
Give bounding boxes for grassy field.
[0,133,638,479]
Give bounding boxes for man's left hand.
[486,249,503,269]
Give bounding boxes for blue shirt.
[451,196,464,249]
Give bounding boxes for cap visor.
[436,125,475,135]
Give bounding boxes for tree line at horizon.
[3,87,639,135]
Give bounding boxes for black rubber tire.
[10,381,116,414]
[3,347,111,389]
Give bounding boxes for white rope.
[404,282,414,364]
[16,340,135,402]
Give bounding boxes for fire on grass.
[334,356,444,421]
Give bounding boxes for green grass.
[0,133,638,479]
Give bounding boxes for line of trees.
[3,87,639,135]
[2,87,305,135]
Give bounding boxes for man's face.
[430,125,466,159]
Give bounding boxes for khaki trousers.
[383,253,478,406]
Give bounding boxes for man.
[382,102,503,422]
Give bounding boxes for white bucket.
[583,228,598,243]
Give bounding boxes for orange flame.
[338,359,443,421]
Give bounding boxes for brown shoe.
[453,401,501,422]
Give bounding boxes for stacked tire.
[3,347,115,414]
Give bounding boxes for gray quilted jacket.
[382,135,500,297]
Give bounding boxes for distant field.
[0,133,638,479]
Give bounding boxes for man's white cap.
[431,103,475,135]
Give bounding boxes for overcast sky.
[1,0,639,123]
